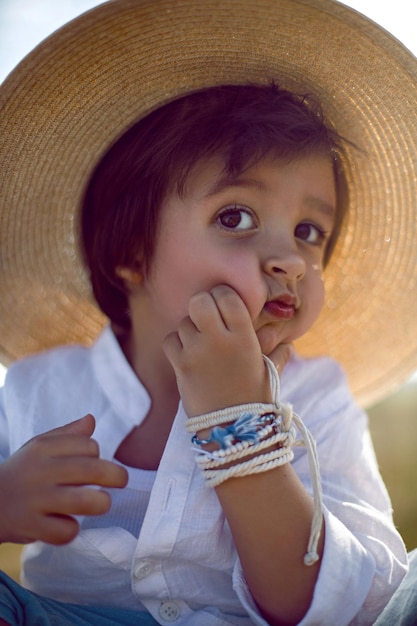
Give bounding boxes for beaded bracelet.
[194,430,294,469]
[186,402,277,433]
[191,410,278,449]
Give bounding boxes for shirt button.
[134,560,152,580]
[159,601,180,621]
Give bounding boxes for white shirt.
[0,327,407,625]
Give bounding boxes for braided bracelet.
[186,402,276,433]
[202,447,295,487]
[194,430,294,469]
[191,411,277,449]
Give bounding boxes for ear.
[115,265,143,287]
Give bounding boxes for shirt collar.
[91,325,151,429]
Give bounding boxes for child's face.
[131,154,336,358]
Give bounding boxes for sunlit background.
[0,0,416,578]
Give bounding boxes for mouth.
[263,293,297,321]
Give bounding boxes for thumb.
[44,414,96,438]
[267,343,293,375]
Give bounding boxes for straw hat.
[1,0,416,407]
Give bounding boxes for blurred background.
[0,0,416,580]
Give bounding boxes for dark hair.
[81,82,349,328]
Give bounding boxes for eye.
[216,206,256,231]
[295,222,327,245]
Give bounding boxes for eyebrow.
[205,175,268,197]
[304,197,336,220]
[205,175,336,220]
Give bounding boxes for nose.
[263,240,306,282]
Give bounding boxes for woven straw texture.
[0,0,417,406]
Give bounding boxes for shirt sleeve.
[0,383,10,462]
[231,356,408,625]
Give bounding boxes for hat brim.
[1,0,417,406]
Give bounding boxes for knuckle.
[24,435,47,456]
[116,465,129,488]
[95,490,112,514]
[87,438,100,457]
[83,488,111,515]
[78,456,104,481]
[188,292,211,317]
[216,285,242,308]
[81,487,110,513]
[80,458,122,488]
[55,522,80,545]
[66,486,110,515]
[189,291,209,306]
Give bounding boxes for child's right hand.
[0,414,128,545]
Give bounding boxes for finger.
[208,285,252,331]
[163,316,204,363]
[163,330,184,364]
[188,291,224,332]
[48,457,128,488]
[36,514,81,545]
[42,414,96,438]
[268,343,294,374]
[24,433,100,460]
[44,486,112,517]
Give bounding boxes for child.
[0,1,417,625]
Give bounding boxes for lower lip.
[264,301,295,320]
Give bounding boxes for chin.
[257,324,302,357]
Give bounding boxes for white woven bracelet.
[195,427,296,469]
[203,447,295,487]
[185,402,276,433]
[203,445,293,479]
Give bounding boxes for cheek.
[305,272,326,325]
[167,246,263,315]
[148,251,231,320]
[149,241,264,322]
[213,260,265,318]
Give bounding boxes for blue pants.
[1,551,417,625]
[0,571,158,625]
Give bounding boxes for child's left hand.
[163,284,291,417]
